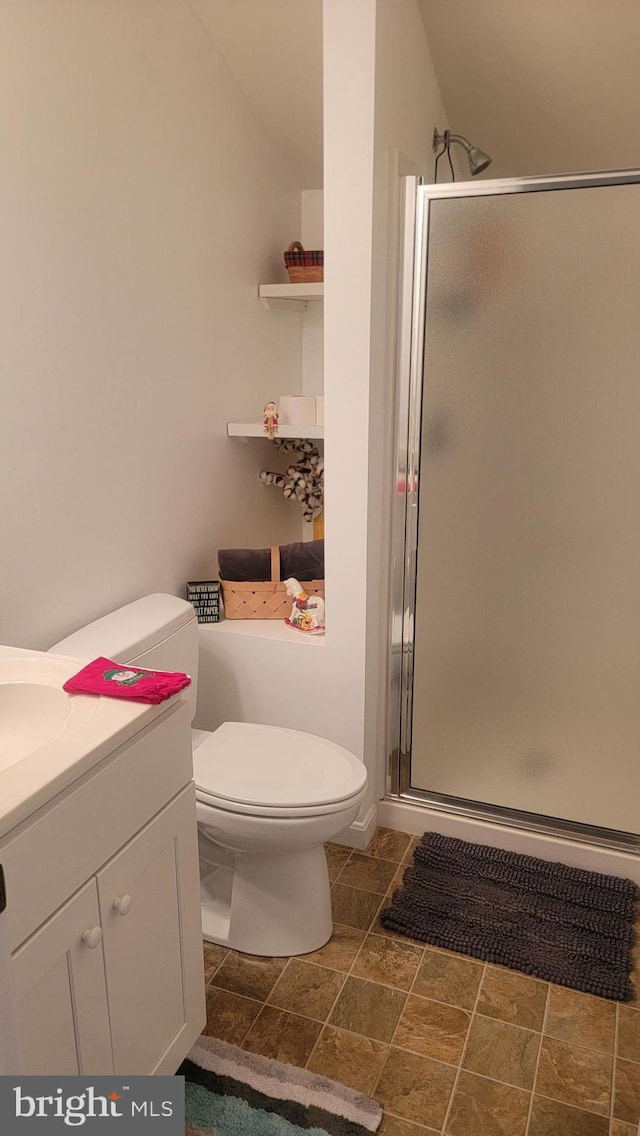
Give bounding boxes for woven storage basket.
[284,241,324,284]
[220,546,325,620]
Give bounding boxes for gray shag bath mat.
[380,832,640,1001]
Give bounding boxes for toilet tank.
[48,594,199,720]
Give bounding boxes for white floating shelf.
[258,283,324,311]
[227,418,324,440]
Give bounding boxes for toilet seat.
[195,786,365,819]
[192,721,367,818]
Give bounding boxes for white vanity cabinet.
[1,698,206,1076]
[96,786,201,1074]
[12,878,113,1075]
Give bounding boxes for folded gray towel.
[218,540,324,582]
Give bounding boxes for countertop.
[0,644,185,842]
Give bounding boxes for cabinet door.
[97,785,205,1074]
[11,879,113,1074]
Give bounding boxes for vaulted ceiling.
[188,0,323,188]
[418,0,640,179]
[189,1,640,186]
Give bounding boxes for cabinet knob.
[113,894,132,916]
[81,926,103,949]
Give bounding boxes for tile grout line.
[204,948,229,986]
[305,889,431,1095]
[350,943,428,994]
[237,958,311,1045]
[324,884,414,1048]
[364,894,420,1106]
[235,957,295,1049]
[337,849,410,869]
[610,1000,620,1131]
[347,853,409,932]
[332,871,399,896]
[331,843,412,893]
[531,1089,619,1122]
[439,961,488,1136]
[531,1010,627,1062]
[523,981,550,1136]
[239,954,353,1053]
[247,1004,409,1054]
[330,886,387,925]
[382,1048,620,1110]
[303,897,405,1071]
[382,1111,433,1133]
[211,939,484,1005]
[302,937,367,1074]
[264,955,349,1030]
[405,943,429,998]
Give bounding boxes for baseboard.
[378,798,640,885]
[334,802,378,850]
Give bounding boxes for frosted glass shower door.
[410,182,640,835]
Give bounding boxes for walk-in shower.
[388,169,640,856]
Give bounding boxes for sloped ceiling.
[188,0,323,188]
[419,0,640,179]
[189,1,640,186]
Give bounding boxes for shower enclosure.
[389,170,640,849]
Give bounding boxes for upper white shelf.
[227,418,324,440]
[258,283,324,311]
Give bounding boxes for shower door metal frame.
[388,168,640,851]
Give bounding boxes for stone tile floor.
[201,827,640,1136]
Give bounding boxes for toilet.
[49,594,367,957]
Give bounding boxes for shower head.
[433,129,492,178]
[466,144,492,176]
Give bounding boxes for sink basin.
[0,657,98,774]
[0,644,176,845]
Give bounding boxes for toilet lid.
[192,722,367,810]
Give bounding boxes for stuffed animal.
[260,439,324,522]
[284,577,325,634]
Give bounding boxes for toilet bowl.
[192,721,366,955]
[49,594,368,956]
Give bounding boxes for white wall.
[0,0,303,650]
[365,0,450,798]
[193,0,381,844]
[300,190,324,398]
[0,0,450,844]
[419,0,640,180]
[196,1,451,843]
[322,0,378,824]
[189,0,323,189]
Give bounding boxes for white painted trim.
[334,802,378,850]
[378,799,640,885]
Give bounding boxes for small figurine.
[263,401,279,440]
[284,577,325,634]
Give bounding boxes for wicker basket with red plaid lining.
[284,241,324,284]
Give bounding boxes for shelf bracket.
[260,297,310,312]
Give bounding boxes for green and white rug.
[180,1036,382,1136]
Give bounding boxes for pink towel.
[62,657,191,704]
